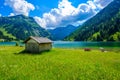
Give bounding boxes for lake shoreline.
[0,41,120,48]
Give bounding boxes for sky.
[0,0,113,29]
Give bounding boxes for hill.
[0,15,50,41]
[65,0,120,41]
[48,25,77,40]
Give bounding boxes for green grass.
[0,46,120,80]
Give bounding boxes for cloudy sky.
[0,0,113,29]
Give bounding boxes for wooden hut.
[24,36,52,53]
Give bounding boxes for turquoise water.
[0,42,24,46]
[0,41,120,48]
[53,41,120,48]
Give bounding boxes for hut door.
[33,44,39,52]
[30,43,39,53]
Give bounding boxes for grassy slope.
[0,28,16,39]
[0,46,120,80]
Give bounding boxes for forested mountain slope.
[48,25,77,40]
[0,15,50,41]
[65,0,120,41]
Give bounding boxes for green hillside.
[0,15,50,41]
[65,0,120,41]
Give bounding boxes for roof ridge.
[25,36,52,44]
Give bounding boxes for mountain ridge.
[48,25,78,40]
[0,15,50,41]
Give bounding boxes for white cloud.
[87,1,97,10]
[94,0,113,9]
[8,13,15,16]
[0,14,2,17]
[58,0,76,16]
[35,0,113,29]
[4,0,35,16]
[34,16,46,28]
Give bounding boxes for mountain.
[65,0,120,41]
[0,15,50,41]
[48,25,78,40]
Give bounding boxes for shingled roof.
[24,36,52,44]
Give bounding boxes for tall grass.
[0,46,120,80]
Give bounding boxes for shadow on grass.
[14,50,51,55]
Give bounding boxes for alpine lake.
[0,41,120,48]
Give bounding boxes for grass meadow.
[0,46,120,80]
